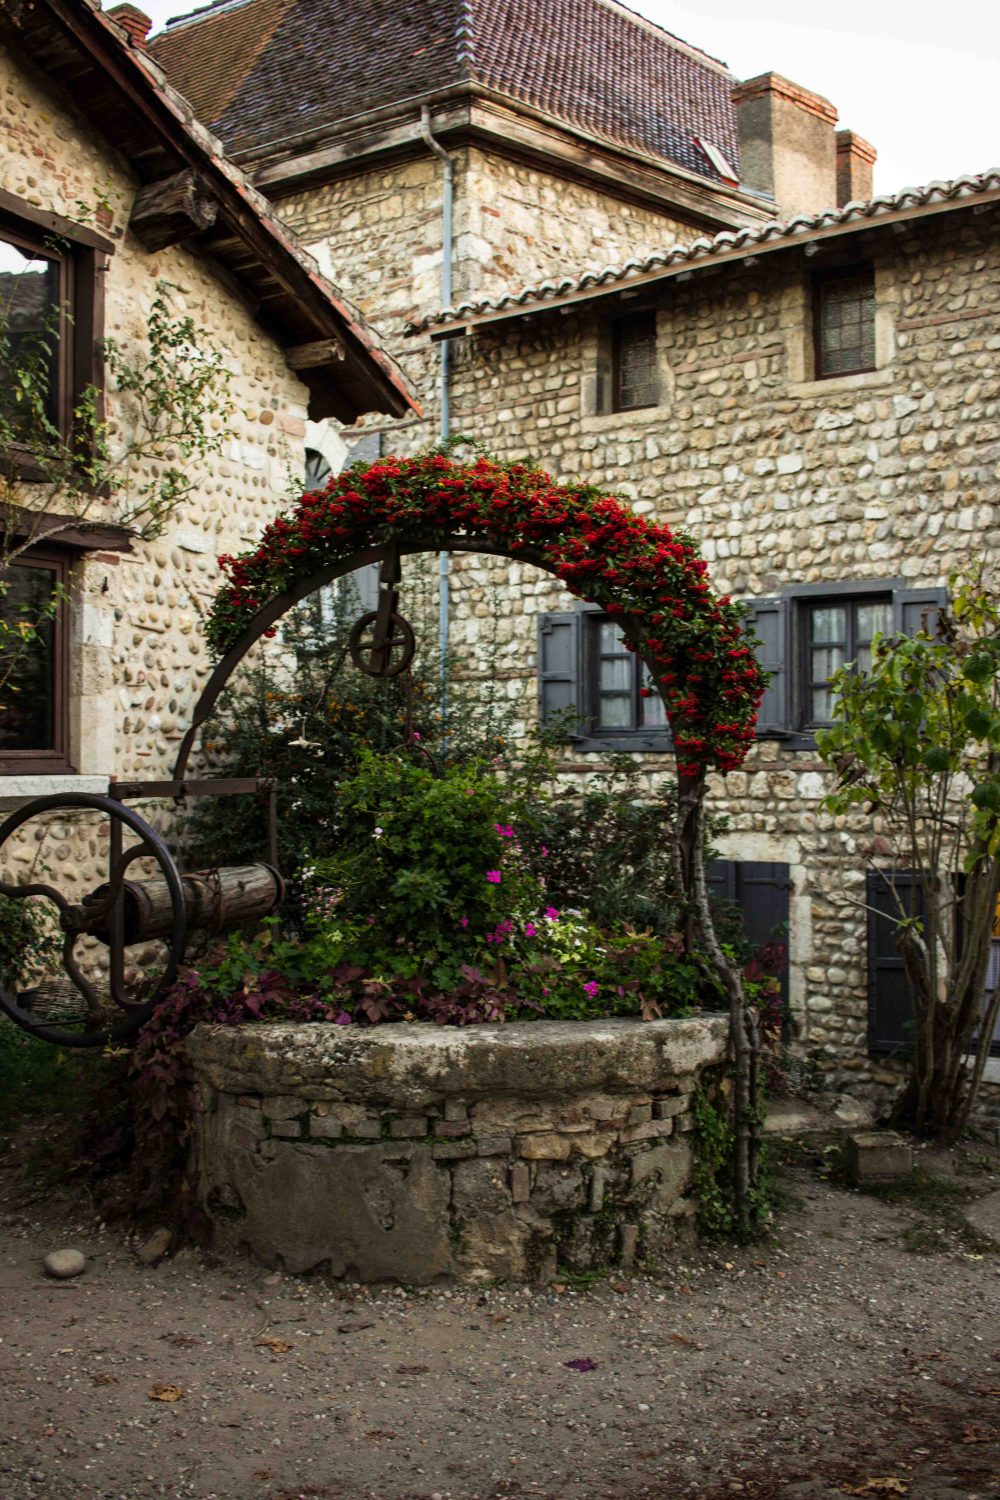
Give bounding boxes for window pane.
[600,656,630,692]
[811,685,838,722]
[614,314,658,411]
[811,645,845,681]
[855,601,892,644]
[599,694,631,728]
[810,606,846,644]
[817,269,876,377]
[0,563,57,750]
[599,620,625,653]
[640,662,666,727]
[0,234,61,436]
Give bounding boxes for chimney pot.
[836,130,878,206]
[107,5,153,49]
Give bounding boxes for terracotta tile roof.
[406,166,1000,335]
[152,0,740,181]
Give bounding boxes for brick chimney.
[107,5,153,49]
[732,72,838,219]
[836,130,877,206]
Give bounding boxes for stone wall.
[432,204,1000,1094]
[0,47,310,889]
[185,1014,729,1283]
[277,143,700,448]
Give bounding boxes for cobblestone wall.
[186,1015,728,1283]
[434,205,1000,1094]
[0,48,310,896]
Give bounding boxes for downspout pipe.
[420,106,454,724]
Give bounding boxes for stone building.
[151,0,1000,1093]
[0,0,412,811]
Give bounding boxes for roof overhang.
[251,88,776,236]
[407,171,1000,340]
[0,0,418,424]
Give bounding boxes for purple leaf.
[564,1357,598,1372]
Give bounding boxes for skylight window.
[695,137,738,185]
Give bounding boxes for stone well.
[185,1014,729,1284]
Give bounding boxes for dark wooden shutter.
[537,612,581,730]
[744,598,789,735]
[866,869,923,1053]
[894,586,947,639]
[707,860,790,1005]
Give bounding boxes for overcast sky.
[139,0,998,196]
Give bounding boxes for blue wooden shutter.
[866,869,923,1053]
[537,612,581,731]
[744,598,789,735]
[894,586,947,638]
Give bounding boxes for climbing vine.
[207,451,765,779]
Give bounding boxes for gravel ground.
[0,1136,998,1500]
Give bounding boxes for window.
[301,432,381,637]
[0,547,72,773]
[803,595,893,727]
[612,312,658,412]
[0,189,109,477]
[537,607,671,750]
[589,615,666,734]
[743,583,946,744]
[813,264,876,378]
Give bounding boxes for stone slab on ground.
[845,1130,914,1185]
[963,1185,1000,1246]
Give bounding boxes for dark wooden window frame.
[812,261,876,380]
[799,590,893,732]
[0,188,111,481]
[611,310,659,413]
[584,609,665,736]
[0,544,74,774]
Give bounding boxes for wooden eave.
[0,0,416,424]
[250,89,776,236]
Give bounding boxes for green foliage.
[815,567,1000,1137]
[692,1086,771,1238]
[0,891,58,985]
[303,748,543,978]
[523,754,682,933]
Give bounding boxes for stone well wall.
[185,1015,729,1284]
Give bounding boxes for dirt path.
[0,1139,997,1500]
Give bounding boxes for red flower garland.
[207,454,765,776]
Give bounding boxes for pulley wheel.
[0,794,187,1048]
[348,610,416,678]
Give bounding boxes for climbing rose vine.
[207,454,765,776]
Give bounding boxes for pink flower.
[583,980,600,1000]
[544,905,560,920]
[412,730,421,741]
[495,823,515,838]
[524,922,538,937]
[486,870,502,884]
[459,916,469,928]
[540,845,549,858]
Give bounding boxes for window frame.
[741,580,946,748]
[536,603,672,753]
[611,310,659,413]
[798,589,894,733]
[812,261,877,381]
[0,544,74,775]
[0,188,110,481]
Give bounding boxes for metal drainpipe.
[419,106,454,726]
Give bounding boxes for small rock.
[43,1249,86,1280]
[135,1227,173,1266]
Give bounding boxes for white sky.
[137,0,999,196]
